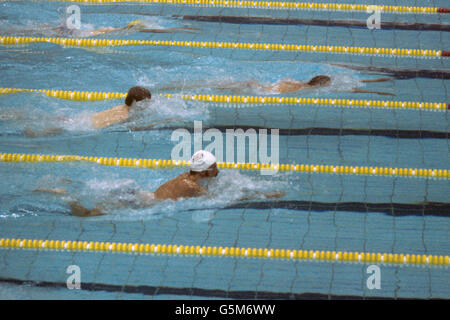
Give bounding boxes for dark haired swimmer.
[34,150,285,217]
[3,20,198,38]
[243,75,394,96]
[90,86,181,130]
[92,20,199,35]
[23,86,151,137]
[91,86,151,129]
[160,75,395,96]
[72,20,199,37]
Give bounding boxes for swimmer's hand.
[33,188,68,195]
[352,88,396,96]
[126,20,146,28]
[90,27,119,36]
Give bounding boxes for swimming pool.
[0,0,449,299]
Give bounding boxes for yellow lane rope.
[7,1,444,14]
[0,36,445,58]
[1,152,448,179]
[0,88,447,112]
[0,237,448,267]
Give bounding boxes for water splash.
[138,55,360,96]
[124,95,210,130]
[85,170,292,221]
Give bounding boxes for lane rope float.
[0,237,448,268]
[6,1,448,15]
[0,152,448,180]
[0,88,448,112]
[0,36,446,59]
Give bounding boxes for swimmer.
[3,20,199,38]
[34,150,286,217]
[160,75,395,96]
[77,20,199,36]
[91,85,182,130]
[22,86,151,137]
[91,86,151,129]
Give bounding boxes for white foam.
[125,95,209,129]
[60,111,96,132]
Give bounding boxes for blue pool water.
[0,1,449,299]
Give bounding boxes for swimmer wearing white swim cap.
[38,150,284,217]
[139,150,218,203]
[133,150,218,202]
[62,150,219,216]
[150,150,219,200]
[189,150,218,173]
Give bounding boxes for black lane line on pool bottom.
[177,15,450,33]
[223,201,450,217]
[122,127,449,139]
[330,64,450,80]
[2,127,448,139]
[0,277,438,300]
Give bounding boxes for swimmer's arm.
[92,104,129,129]
[360,78,392,83]
[90,27,122,36]
[69,202,104,217]
[263,190,287,199]
[263,79,307,93]
[32,188,105,217]
[351,88,396,96]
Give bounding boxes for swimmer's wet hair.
[125,86,151,106]
[308,75,331,87]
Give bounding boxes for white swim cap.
[190,150,217,172]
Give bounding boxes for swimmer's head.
[189,150,219,178]
[125,86,151,107]
[307,75,331,87]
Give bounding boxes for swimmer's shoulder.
[93,104,127,117]
[281,78,301,84]
[161,172,195,188]
[91,104,129,129]
[110,104,129,112]
[154,172,202,200]
[274,79,307,93]
[178,173,200,187]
